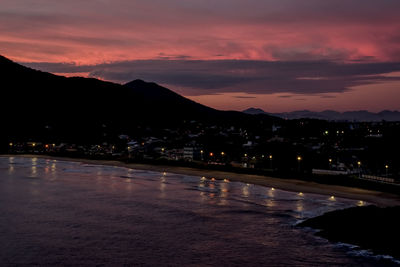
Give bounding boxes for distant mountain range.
[243,108,400,122]
[0,55,274,145]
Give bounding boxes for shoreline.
[2,154,400,207]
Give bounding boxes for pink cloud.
[1,0,400,64]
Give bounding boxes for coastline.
[3,154,400,207]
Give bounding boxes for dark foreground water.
[0,157,397,266]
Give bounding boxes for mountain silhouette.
[0,55,274,144]
[243,107,400,122]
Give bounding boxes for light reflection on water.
[0,157,390,267]
[8,157,14,174]
[159,176,166,198]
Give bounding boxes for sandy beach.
[3,154,400,207]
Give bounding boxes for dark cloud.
[278,95,293,98]
[232,96,257,99]
[320,95,337,99]
[22,59,400,96]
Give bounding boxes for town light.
[9,142,13,147]
[209,152,213,156]
[269,155,273,159]
[297,156,302,161]
[385,165,389,169]
[329,158,332,163]
[221,152,225,156]
[357,161,361,167]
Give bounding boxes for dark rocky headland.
[299,205,400,259]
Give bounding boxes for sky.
[1,0,400,112]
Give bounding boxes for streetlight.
[329,158,332,169]
[297,156,302,172]
[385,164,389,177]
[269,154,273,169]
[357,161,362,178]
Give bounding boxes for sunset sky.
[1,0,400,112]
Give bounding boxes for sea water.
[0,157,397,266]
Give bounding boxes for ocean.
[0,156,397,266]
